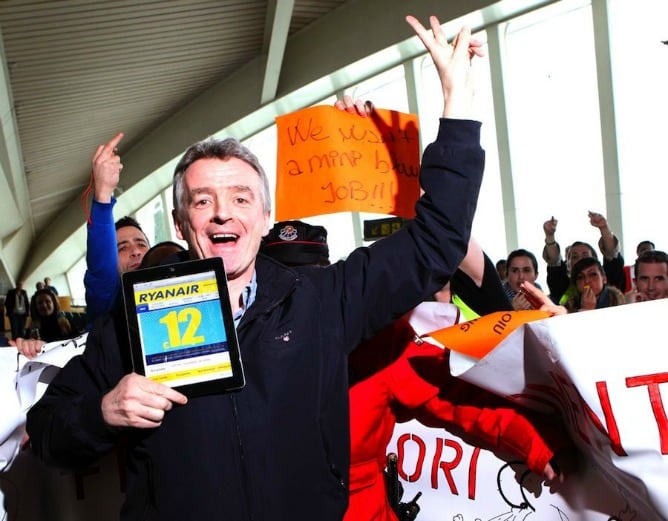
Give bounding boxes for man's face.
[507,256,537,292]
[174,157,270,282]
[575,265,606,296]
[567,244,593,273]
[635,262,668,301]
[117,226,149,274]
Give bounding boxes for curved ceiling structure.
[0,0,555,294]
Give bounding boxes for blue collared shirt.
[233,270,257,328]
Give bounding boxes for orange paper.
[275,106,420,220]
[425,310,551,359]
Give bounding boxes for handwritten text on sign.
[275,106,420,220]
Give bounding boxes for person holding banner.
[346,246,570,521]
[261,216,571,521]
[28,15,486,521]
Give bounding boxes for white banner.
[389,300,668,521]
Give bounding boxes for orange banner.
[425,310,551,359]
[275,106,420,220]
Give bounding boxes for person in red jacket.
[262,216,570,521]
[346,312,566,521]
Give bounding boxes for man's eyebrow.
[230,185,255,197]
[188,184,257,200]
[117,236,148,247]
[190,186,214,195]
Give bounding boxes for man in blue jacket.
[84,131,150,326]
[27,16,485,521]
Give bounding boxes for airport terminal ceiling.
[0,0,558,296]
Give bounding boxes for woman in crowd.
[564,257,625,312]
[30,288,72,342]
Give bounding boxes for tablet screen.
[122,257,244,396]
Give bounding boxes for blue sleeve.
[84,198,119,327]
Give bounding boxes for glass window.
[351,65,408,113]
[135,194,164,246]
[608,0,668,259]
[66,256,87,307]
[504,1,604,281]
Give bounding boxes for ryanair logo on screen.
[134,278,218,305]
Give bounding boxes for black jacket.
[27,119,484,521]
[5,287,29,315]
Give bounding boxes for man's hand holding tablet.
[101,373,188,428]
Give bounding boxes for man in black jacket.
[5,281,29,340]
[27,16,485,521]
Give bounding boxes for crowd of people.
[495,213,667,314]
[0,10,663,521]
[1,276,69,344]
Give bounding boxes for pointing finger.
[101,132,124,159]
[92,132,124,163]
[147,381,188,406]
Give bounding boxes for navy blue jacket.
[27,119,484,521]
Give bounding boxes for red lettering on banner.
[509,371,668,456]
[626,372,668,454]
[431,437,462,493]
[397,433,426,482]
[529,377,622,452]
[594,381,627,456]
[467,447,481,500]
[395,433,479,498]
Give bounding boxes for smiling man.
[627,249,668,303]
[27,17,486,521]
[172,152,272,314]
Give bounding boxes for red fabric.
[344,319,561,521]
[624,264,633,291]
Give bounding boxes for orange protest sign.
[275,105,420,221]
[425,310,551,359]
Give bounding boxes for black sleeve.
[26,307,130,470]
[450,253,512,316]
[546,262,569,303]
[603,254,627,293]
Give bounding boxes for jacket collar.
[238,255,299,328]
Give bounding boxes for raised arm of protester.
[84,132,124,325]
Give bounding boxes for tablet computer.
[121,257,244,397]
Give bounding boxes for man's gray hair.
[172,137,271,222]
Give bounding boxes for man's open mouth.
[211,233,238,244]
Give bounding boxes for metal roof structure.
[0,0,555,294]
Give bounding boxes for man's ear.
[172,209,184,240]
[263,212,271,236]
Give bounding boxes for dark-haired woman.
[565,257,625,312]
[31,289,72,342]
